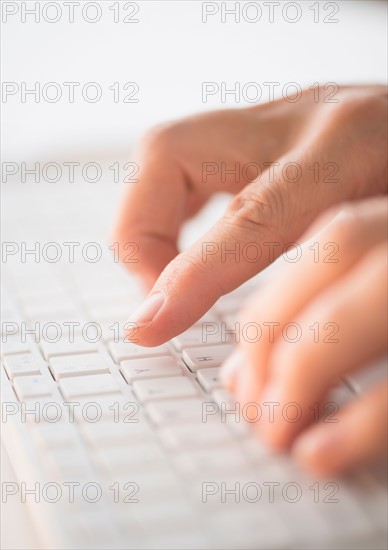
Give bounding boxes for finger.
[224,198,387,403]
[113,130,187,291]
[114,107,297,291]
[257,241,387,450]
[292,383,388,475]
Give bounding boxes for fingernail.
[220,349,244,391]
[126,291,165,328]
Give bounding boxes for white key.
[49,352,109,380]
[17,290,70,309]
[97,320,128,342]
[23,399,67,423]
[0,336,30,356]
[182,344,233,372]
[226,417,252,438]
[96,443,167,473]
[115,470,183,504]
[3,353,41,378]
[45,448,92,478]
[158,422,232,450]
[33,422,78,449]
[81,419,152,446]
[69,511,122,548]
[24,305,81,322]
[108,341,169,362]
[73,395,138,423]
[207,510,290,549]
[13,375,52,400]
[212,387,235,408]
[59,373,121,399]
[133,376,198,403]
[40,337,97,360]
[223,313,238,330]
[174,446,250,476]
[211,388,254,438]
[172,327,228,351]
[88,304,134,322]
[132,500,195,530]
[242,437,272,462]
[197,367,222,392]
[146,398,207,425]
[121,356,181,382]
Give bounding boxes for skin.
[113,85,388,475]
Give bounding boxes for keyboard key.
[146,398,207,425]
[59,373,121,399]
[197,367,222,392]
[132,500,196,531]
[172,327,228,351]
[182,344,233,372]
[13,375,52,400]
[211,387,236,408]
[133,376,198,403]
[24,304,81,322]
[3,353,41,379]
[73,395,139,423]
[40,337,97,360]
[158,422,232,450]
[81,419,152,447]
[23,399,68,423]
[242,437,270,462]
[32,422,78,449]
[45,447,93,478]
[96,443,167,473]
[108,341,170,362]
[121,356,181,382]
[49,352,109,380]
[88,304,135,322]
[207,510,290,549]
[174,446,250,476]
[0,336,30,356]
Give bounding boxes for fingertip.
[292,425,345,476]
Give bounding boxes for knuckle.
[139,121,181,154]
[158,250,206,297]
[332,87,388,123]
[225,188,284,240]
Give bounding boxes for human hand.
[113,85,387,345]
[220,197,388,475]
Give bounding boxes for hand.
[221,197,387,475]
[113,85,387,345]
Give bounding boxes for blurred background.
[1,1,387,548]
[2,0,387,164]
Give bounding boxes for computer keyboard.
[1,182,387,550]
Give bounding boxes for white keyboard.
[1,183,387,549]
